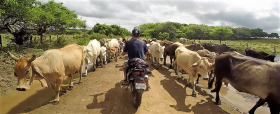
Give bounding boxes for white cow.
[149,41,165,69]
[145,43,151,60]
[107,38,119,62]
[100,46,107,66]
[175,45,214,97]
[83,39,101,76]
[196,49,217,59]
[179,38,188,44]
[118,41,125,56]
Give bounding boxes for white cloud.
[42,0,280,34]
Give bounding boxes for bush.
[89,33,107,40]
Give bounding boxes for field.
[1,33,279,96]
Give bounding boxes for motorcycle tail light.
[138,80,144,83]
[134,72,140,75]
[134,72,145,76]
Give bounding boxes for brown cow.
[211,51,280,114]
[8,44,84,104]
[99,38,108,47]
[245,47,276,62]
[156,40,164,46]
[185,43,204,51]
[163,41,183,68]
[202,43,236,54]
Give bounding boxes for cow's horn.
[28,54,36,63]
[8,52,19,61]
[273,46,276,55]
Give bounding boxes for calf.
[211,51,280,114]
[149,42,165,69]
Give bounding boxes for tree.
[210,26,233,44]
[30,0,86,44]
[0,0,38,45]
[268,33,279,38]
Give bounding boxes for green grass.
[194,39,280,55]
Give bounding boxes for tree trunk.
[0,35,2,47]
[40,34,44,44]
[219,38,222,44]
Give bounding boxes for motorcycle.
[123,60,149,108]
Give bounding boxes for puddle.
[0,81,55,114]
[197,78,270,114]
[0,64,94,114]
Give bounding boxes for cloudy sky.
[41,0,280,34]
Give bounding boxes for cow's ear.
[189,61,200,69]
[32,65,48,87]
[87,51,93,56]
[208,63,215,70]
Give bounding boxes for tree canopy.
[91,23,131,37]
[210,26,233,43]
[138,21,279,41]
[0,0,86,44]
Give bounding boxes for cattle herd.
[7,37,279,114]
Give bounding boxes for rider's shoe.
[122,80,129,85]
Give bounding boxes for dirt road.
[2,56,241,114]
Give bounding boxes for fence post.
[57,35,59,43]
[49,35,51,43]
[0,35,2,47]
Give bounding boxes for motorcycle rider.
[121,27,150,88]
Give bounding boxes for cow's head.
[264,55,275,62]
[189,58,215,78]
[107,47,117,57]
[8,52,36,91]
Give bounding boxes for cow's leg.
[248,98,265,114]
[68,74,74,90]
[155,58,159,69]
[267,100,280,114]
[53,77,63,105]
[211,74,223,105]
[190,73,196,97]
[175,62,180,80]
[208,70,214,88]
[115,53,117,62]
[151,56,154,66]
[78,65,83,84]
[100,55,104,68]
[169,56,173,69]
[92,57,97,71]
[83,62,88,77]
[196,74,200,84]
[163,53,167,65]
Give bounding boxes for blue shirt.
[123,38,148,60]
